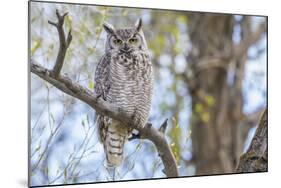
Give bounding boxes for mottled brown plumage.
[94,19,153,167]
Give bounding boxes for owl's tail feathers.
[104,124,127,167]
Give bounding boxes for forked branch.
[30,10,179,178]
[48,9,72,77]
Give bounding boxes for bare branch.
[159,119,168,133]
[140,122,178,177]
[30,10,179,178]
[236,109,268,172]
[32,113,67,171]
[48,9,72,77]
[242,108,265,128]
[31,61,126,121]
[234,20,266,58]
[196,56,229,71]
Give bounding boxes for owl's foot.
[128,132,140,141]
[128,123,152,141]
[101,90,107,101]
[94,92,107,101]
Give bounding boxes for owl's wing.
[94,54,110,99]
[94,54,111,143]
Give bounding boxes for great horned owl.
[94,19,153,167]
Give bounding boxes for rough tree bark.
[236,109,268,172]
[30,10,179,177]
[183,14,266,175]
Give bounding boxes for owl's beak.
[120,43,132,53]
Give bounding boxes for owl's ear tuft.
[103,22,115,35]
[134,18,142,32]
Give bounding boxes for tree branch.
[242,108,265,128]
[234,19,266,58]
[48,9,72,78]
[30,10,179,178]
[236,109,268,172]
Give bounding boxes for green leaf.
[202,112,210,123]
[88,80,94,89]
[177,15,187,23]
[45,167,49,175]
[195,103,203,113]
[31,39,41,55]
[65,14,73,29]
[205,95,215,106]
[169,117,182,164]
[64,169,67,178]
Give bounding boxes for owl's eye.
[113,39,123,45]
[129,38,138,44]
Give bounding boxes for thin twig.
[32,115,66,171]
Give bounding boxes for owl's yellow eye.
[114,39,123,45]
[129,38,138,44]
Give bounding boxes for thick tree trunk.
[187,14,237,175]
[236,109,268,173]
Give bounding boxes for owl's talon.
[102,93,107,101]
[94,91,106,101]
[128,133,140,141]
[94,93,102,99]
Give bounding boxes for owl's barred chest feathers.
[107,51,153,114]
[111,51,152,82]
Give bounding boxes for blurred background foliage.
[30,1,267,186]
